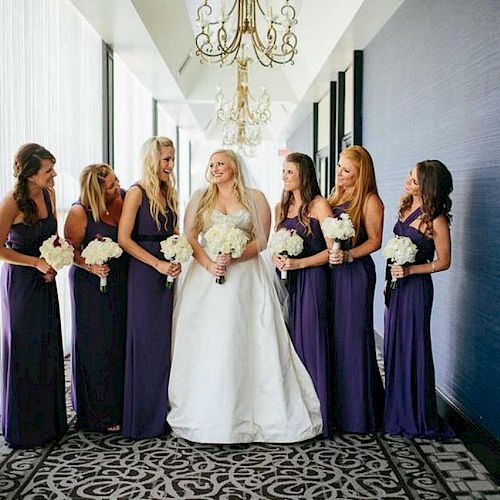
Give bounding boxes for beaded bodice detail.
[204,208,253,238]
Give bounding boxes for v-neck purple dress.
[384,207,453,439]
[328,203,384,433]
[122,184,176,439]
[68,198,128,431]
[279,216,330,436]
[1,189,67,448]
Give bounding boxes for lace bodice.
[204,208,253,237]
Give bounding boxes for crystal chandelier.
[195,0,298,67]
[216,57,271,156]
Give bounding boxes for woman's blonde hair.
[79,163,114,222]
[194,149,251,234]
[328,145,379,243]
[139,136,178,230]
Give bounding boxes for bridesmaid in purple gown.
[384,160,454,439]
[118,137,181,439]
[0,143,67,448]
[327,146,385,433]
[64,164,127,432]
[273,152,332,435]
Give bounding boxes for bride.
[167,149,323,443]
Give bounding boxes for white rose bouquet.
[160,234,193,289]
[321,213,355,267]
[382,235,418,288]
[204,222,249,284]
[39,235,74,272]
[268,228,304,284]
[81,234,123,292]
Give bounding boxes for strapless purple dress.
[1,189,67,448]
[384,207,454,439]
[280,217,330,435]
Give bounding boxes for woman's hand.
[155,260,182,278]
[206,260,226,278]
[329,249,345,265]
[43,267,57,283]
[34,258,57,282]
[35,257,53,275]
[87,263,110,278]
[216,253,231,268]
[275,255,301,271]
[390,264,409,279]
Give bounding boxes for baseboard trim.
[374,329,500,484]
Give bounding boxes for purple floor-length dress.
[122,184,175,439]
[329,203,384,433]
[69,199,127,431]
[384,207,453,439]
[280,217,329,435]
[1,189,67,448]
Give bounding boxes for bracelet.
[431,261,436,273]
[346,250,354,264]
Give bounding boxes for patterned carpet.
[1,360,499,499]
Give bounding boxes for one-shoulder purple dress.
[122,184,176,439]
[329,203,384,433]
[68,198,127,431]
[1,189,67,448]
[280,217,329,435]
[384,207,453,439]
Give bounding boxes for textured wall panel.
[364,0,500,438]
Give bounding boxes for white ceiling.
[69,0,404,141]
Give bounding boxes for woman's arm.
[233,190,271,263]
[184,192,225,279]
[118,186,180,277]
[64,204,109,278]
[391,214,451,278]
[330,193,384,264]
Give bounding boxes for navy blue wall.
[363,0,500,438]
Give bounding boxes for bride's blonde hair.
[194,149,252,234]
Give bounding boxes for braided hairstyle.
[13,143,56,226]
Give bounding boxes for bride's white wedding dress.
[167,208,323,443]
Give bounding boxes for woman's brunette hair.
[13,143,56,226]
[276,152,321,235]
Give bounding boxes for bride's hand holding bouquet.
[160,234,193,288]
[268,228,304,284]
[39,234,74,282]
[204,222,249,284]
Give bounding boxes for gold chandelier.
[216,57,271,156]
[195,0,298,67]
